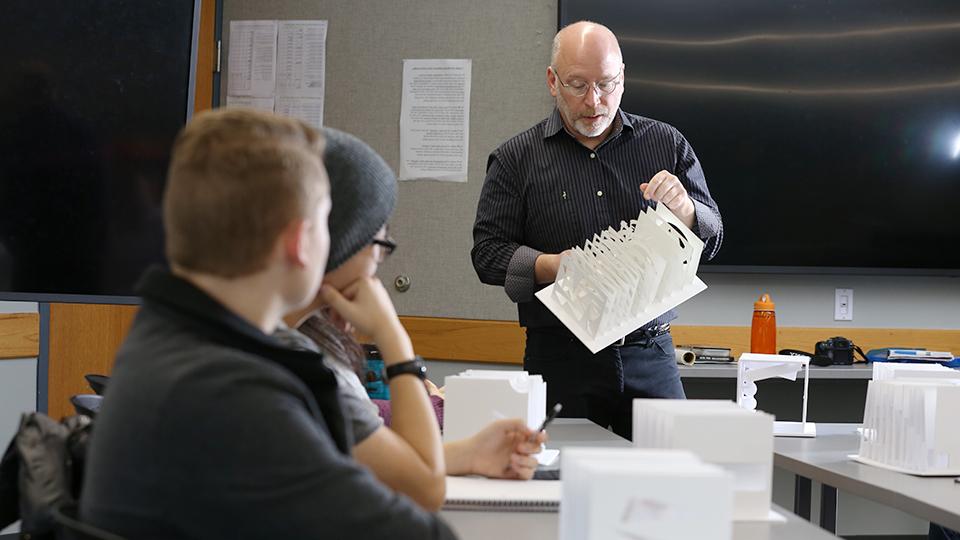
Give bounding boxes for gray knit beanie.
[322,128,397,272]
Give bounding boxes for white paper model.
[560,447,733,540]
[535,203,707,353]
[737,353,816,438]
[632,399,777,522]
[854,378,960,476]
[871,362,960,382]
[442,370,546,442]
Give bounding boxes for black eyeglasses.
[371,237,397,262]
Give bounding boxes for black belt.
[614,323,671,347]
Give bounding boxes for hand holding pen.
[533,403,563,439]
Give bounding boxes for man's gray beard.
[574,119,608,138]
[556,96,610,138]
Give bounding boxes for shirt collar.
[136,266,286,350]
[543,108,566,139]
[135,266,353,453]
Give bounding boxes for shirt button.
[597,190,603,197]
[590,153,596,159]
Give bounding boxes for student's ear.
[282,218,311,268]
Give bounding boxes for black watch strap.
[385,356,427,381]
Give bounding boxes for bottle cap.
[754,293,775,310]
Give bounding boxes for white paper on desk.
[399,59,471,182]
[536,448,560,466]
[275,97,324,129]
[225,96,275,112]
[227,20,278,98]
[276,20,327,99]
[536,203,707,353]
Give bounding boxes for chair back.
[83,375,110,396]
[69,395,103,418]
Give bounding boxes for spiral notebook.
[443,476,561,512]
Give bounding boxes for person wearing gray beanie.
[279,129,547,513]
[321,127,397,272]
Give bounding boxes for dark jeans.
[524,327,685,440]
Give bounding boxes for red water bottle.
[750,293,776,354]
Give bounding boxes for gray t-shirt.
[274,324,384,443]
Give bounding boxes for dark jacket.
[80,267,456,539]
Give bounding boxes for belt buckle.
[615,336,626,347]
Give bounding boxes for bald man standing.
[472,21,722,439]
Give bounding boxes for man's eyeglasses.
[551,66,623,97]
[371,237,397,263]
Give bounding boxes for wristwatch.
[385,356,427,381]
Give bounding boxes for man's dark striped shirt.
[472,108,722,331]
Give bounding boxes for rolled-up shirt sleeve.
[472,152,542,303]
[675,132,723,261]
[504,245,542,303]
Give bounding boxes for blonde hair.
[163,108,328,277]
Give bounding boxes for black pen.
[536,403,563,433]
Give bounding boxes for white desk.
[774,423,960,533]
[442,419,839,540]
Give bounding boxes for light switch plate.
[835,288,853,321]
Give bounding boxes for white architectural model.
[871,362,960,382]
[535,203,707,353]
[854,377,960,476]
[737,353,817,437]
[560,447,733,540]
[442,370,546,442]
[632,399,777,521]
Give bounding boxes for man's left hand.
[641,170,696,228]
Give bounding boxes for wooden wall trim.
[0,313,40,360]
[43,307,959,419]
[193,0,216,114]
[397,317,526,365]
[671,326,960,362]
[396,316,960,365]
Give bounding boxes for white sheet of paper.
[536,448,560,466]
[275,97,324,129]
[399,59,472,182]
[227,20,278,98]
[276,20,327,99]
[225,96,276,112]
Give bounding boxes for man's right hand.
[319,278,413,364]
[534,251,570,284]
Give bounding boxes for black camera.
[815,336,854,365]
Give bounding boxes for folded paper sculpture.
[737,353,817,438]
[442,370,546,442]
[535,203,706,353]
[632,399,777,521]
[854,376,960,476]
[560,447,733,540]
